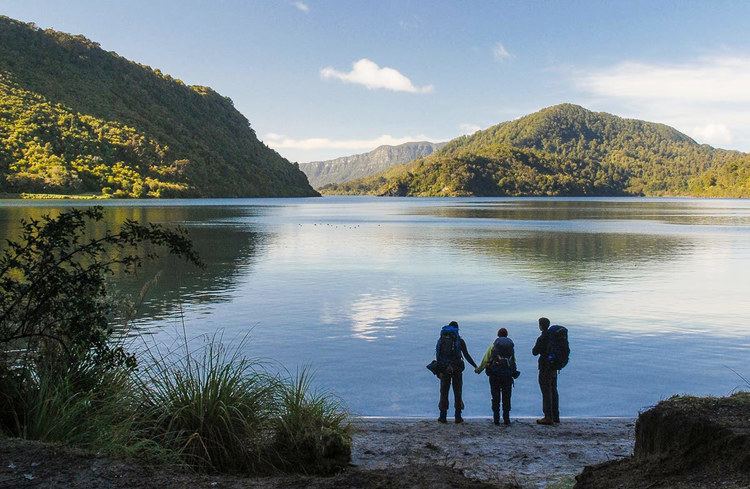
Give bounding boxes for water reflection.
[348,291,410,341]
[458,231,691,285]
[412,199,750,226]
[0,197,748,416]
[0,205,265,325]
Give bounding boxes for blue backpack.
[547,325,570,370]
[436,325,462,366]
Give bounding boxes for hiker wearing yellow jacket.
[475,328,519,425]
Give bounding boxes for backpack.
[488,337,514,377]
[436,325,462,367]
[547,325,570,370]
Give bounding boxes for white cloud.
[292,1,309,12]
[264,133,434,151]
[573,55,750,149]
[459,123,481,134]
[691,124,733,145]
[493,42,513,61]
[577,56,750,102]
[320,58,434,93]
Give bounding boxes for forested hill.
[0,16,317,197]
[323,104,747,197]
[300,141,445,188]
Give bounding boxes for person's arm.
[460,339,478,368]
[510,350,517,373]
[475,344,494,373]
[532,334,545,356]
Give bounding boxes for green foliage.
[272,368,351,475]
[689,155,750,197]
[0,16,317,197]
[137,334,275,473]
[0,362,141,453]
[0,207,200,373]
[0,207,199,456]
[324,104,743,197]
[137,335,351,474]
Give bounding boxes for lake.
[0,197,748,417]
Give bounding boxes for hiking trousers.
[438,369,464,415]
[489,374,512,418]
[538,368,559,421]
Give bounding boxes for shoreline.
[351,417,634,488]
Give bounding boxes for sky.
[3,0,750,162]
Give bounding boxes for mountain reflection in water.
[0,197,748,416]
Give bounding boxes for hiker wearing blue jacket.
[475,328,520,426]
[434,321,477,424]
[533,317,559,425]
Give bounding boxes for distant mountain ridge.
[300,141,444,188]
[324,104,748,197]
[0,16,317,197]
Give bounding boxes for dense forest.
[688,155,750,198]
[324,104,749,197]
[0,16,317,197]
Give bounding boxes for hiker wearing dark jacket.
[475,328,519,425]
[435,321,477,424]
[532,317,559,425]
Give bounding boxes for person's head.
[538,317,550,331]
[497,328,508,337]
[449,321,458,328]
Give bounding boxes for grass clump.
[135,333,351,474]
[137,335,274,472]
[272,369,351,475]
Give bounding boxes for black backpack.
[436,331,462,366]
[547,325,570,370]
[488,337,514,377]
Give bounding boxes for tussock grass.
[137,334,275,472]
[132,332,352,474]
[0,362,140,453]
[272,368,351,474]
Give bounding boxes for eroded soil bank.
[575,392,750,489]
[0,417,633,488]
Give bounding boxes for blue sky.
[3,0,750,161]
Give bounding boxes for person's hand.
[474,367,481,374]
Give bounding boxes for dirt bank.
[575,392,750,489]
[0,417,634,488]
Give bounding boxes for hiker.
[433,321,477,424]
[532,317,570,425]
[475,328,520,425]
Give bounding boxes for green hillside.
[688,155,750,198]
[0,16,317,197]
[324,104,744,197]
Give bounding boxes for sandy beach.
[351,417,635,488]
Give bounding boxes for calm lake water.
[1,197,749,417]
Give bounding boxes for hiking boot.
[536,417,554,425]
[503,414,511,426]
[438,410,447,423]
[438,417,447,424]
[454,414,464,424]
[493,413,500,426]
